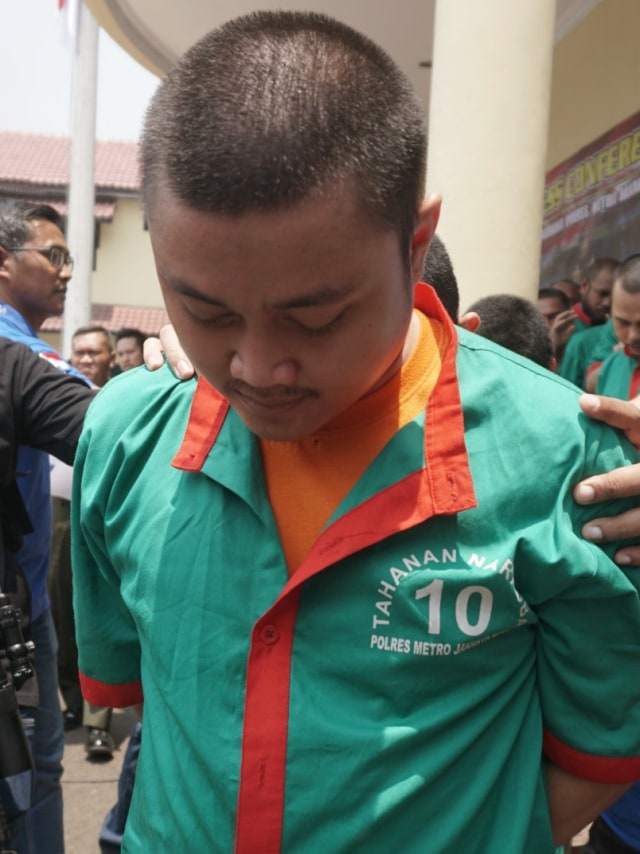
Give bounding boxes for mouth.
[232,388,313,415]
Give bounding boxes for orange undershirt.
[259,311,448,574]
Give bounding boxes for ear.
[548,356,558,372]
[410,193,442,285]
[458,311,481,333]
[0,246,12,288]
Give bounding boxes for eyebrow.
[165,278,355,310]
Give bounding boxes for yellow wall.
[92,198,161,307]
[548,0,640,169]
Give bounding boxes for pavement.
[61,706,136,854]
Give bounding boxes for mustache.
[225,381,319,401]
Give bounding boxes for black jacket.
[0,337,93,590]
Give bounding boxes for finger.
[574,463,640,505]
[579,393,640,447]
[142,336,164,370]
[613,545,640,567]
[581,505,640,546]
[158,325,195,379]
[558,316,576,331]
[558,310,576,323]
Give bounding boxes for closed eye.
[287,310,347,336]
[181,297,239,326]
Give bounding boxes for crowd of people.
[1,9,640,854]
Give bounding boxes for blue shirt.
[0,303,88,619]
[603,782,640,849]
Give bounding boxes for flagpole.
[62,0,99,357]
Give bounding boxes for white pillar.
[426,0,556,309]
[62,2,99,357]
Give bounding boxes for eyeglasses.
[7,245,74,272]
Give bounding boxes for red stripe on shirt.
[79,672,143,708]
[544,729,640,784]
[629,364,640,399]
[235,590,301,854]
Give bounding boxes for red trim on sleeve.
[586,360,602,377]
[80,672,143,708]
[543,729,640,784]
[172,377,229,471]
[235,590,301,854]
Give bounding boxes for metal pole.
[62,1,99,357]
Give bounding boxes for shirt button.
[259,624,280,645]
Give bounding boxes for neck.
[0,298,42,330]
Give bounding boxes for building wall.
[92,197,161,306]
[548,0,640,169]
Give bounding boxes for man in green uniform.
[71,12,640,854]
[560,259,619,388]
[596,255,640,400]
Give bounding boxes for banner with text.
[540,109,640,288]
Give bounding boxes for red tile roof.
[41,303,169,337]
[0,131,140,191]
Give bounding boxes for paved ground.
[61,706,136,854]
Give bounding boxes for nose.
[229,332,297,388]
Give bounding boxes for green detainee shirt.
[596,348,640,400]
[559,319,617,388]
[73,287,640,854]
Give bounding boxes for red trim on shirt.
[172,377,229,471]
[620,347,640,400]
[572,302,593,326]
[79,672,143,708]
[235,590,301,854]
[543,729,640,784]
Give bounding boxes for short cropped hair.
[465,294,554,369]
[0,201,64,250]
[142,11,426,254]
[423,235,459,322]
[585,257,619,284]
[72,325,114,350]
[115,328,146,348]
[537,287,571,309]
[615,254,640,295]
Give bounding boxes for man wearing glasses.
[0,200,84,854]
